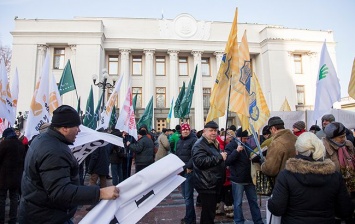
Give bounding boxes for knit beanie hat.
[295,132,325,161]
[181,123,191,131]
[324,122,346,139]
[236,128,248,137]
[51,105,81,127]
[2,128,16,139]
[293,121,306,130]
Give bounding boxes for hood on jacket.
[285,157,336,187]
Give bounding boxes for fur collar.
[285,158,336,175]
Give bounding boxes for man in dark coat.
[127,128,155,173]
[192,121,227,224]
[176,123,198,224]
[225,128,263,224]
[19,105,119,224]
[0,128,25,224]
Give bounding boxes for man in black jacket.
[192,121,227,224]
[176,123,198,224]
[225,128,263,224]
[19,105,119,224]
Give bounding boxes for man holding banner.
[19,105,118,224]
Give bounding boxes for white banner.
[79,154,185,224]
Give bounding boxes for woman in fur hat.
[268,132,354,223]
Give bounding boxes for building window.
[156,118,167,133]
[132,56,142,76]
[132,87,142,108]
[156,56,166,76]
[201,57,210,76]
[108,55,119,75]
[53,48,65,69]
[156,87,166,108]
[294,54,302,74]
[296,85,305,105]
[179,57,188,76]
[203,88,211,108]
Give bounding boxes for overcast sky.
[1,0,354,97]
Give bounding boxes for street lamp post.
[92,69,117,113]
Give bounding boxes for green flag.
[174,81,185,118]
[132,93,138,113]
[58,60,76,95]
[83,86,96,129]
[109,106,117,128]
[93,93,104,130]
[179,65,197,118]
[137,96,153,131]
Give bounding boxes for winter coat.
[109,145,125,164]
[225,140,253,184]
[155,133,171,161]
[88,144,111,176]
[169,131,181,153]
[175,132,197,170]
[192,135,225,193]
[19,128,100,224]
[322,138,355,172]
[261,129,297,177]
[129,135,155,166]
[268,156,354,223]
[0,137,25,189]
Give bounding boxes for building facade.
[10,14,336,131]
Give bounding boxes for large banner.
[80,154,185,224]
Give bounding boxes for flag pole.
[223,79,232,147]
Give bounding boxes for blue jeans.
[181,171,196,224]
[111,163,123,186]
[232,182,263,224]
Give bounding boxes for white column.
[214,51,227,128]
[119,48,131,106]
[192,50,204,130]
[168,49,179,129]
[143,49,155,105]
[36,45,48,80]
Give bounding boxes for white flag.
[97,75,123,130]
[0,61,15,125]
[313,41,341,122]
[79,154,185,224]
[115,81,137,140]
[49,74,62,115]
[25,51,51,140]
[11,68,19,117]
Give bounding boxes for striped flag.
[348,58,355,99]
[206,8,239,122]
[166,97,174,123]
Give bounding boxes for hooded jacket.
[268,156,354,223]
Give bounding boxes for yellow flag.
[348,58,355,99]
[229,30,250,120]
[206,8,238,122]
[250,73,270,131]
[279,98,292,111]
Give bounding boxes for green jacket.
[169,131,181,154]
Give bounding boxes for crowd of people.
[0,106,355,224]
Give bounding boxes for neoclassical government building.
[10,14,336,131]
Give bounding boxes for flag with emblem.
[83,86,96,129]
[0,60,15,125]
[25,51,51,140]
[313,41,341,122]
[116,82,138,140]
[58,60,76,95]
[49,74,62,115]
[97,75,123,130]
[174,81,185,118]
[137,96,153,131]
[11,68,19,118]
[206,8,239,122]
[348,58,355,99]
